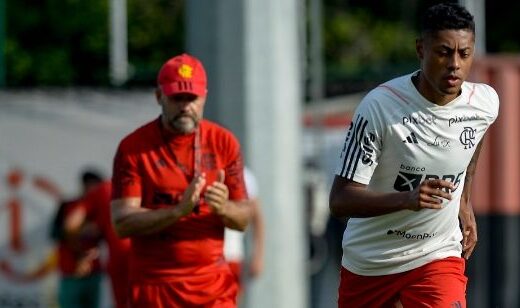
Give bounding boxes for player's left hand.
[205,170,229,216]
[459,199,477,259]
[74,248,99,277]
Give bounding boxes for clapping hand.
[179,173,206,216]
[205,170,229,216]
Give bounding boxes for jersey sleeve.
[483,84,500,125]
[223,134,248,201]
[334,96,384,185]
[111,140,142,200]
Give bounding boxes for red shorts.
[338,257,467,308]
[130,271,238,308]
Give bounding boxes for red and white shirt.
[335,71,499,276]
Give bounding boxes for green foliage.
[127,0,185,85]
[6,0,109,86]
[5,0,185,87]
[486,1,520,53]
[4,0,519,91]
[324,7,417,93]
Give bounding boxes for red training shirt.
[57,199,101,276]
[112,118,247,282]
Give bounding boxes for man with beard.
[110,53,251,307]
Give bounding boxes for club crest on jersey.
[459,127,477,149]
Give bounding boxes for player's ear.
[155,88,162,105]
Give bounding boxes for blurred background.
[0,0,519,307]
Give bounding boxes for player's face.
[156,90,206,134]
[416,29,475,105]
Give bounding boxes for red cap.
[157,53,207,96]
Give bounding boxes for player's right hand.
[178,173,206,216]
[407,179,454,211]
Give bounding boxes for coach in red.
[111,53,251,307]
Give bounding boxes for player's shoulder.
[201,119,232,133]
[350,74,413,128]
[201,120,240,144]
[463,81,499,101]
[118,118,159,150]
[462,81,500,118]
[359,73,414,109]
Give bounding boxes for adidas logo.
[402,132,419,144]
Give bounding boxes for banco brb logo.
[394,172,423,191]
[393,165,465,193]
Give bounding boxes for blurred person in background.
[329,3,499,307]
[224,166,264,299]
[66,180,132,308]
[50,169,103,308]
[110,53,251,307]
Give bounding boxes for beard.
[169,114,199,134]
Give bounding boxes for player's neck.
[412,72,460,106]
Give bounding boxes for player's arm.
[218,200,250,231]
[63,201,100,239]
[63,205,87,238]
[205,170,251,231]
[458,137,485,259]
[329,176,455,218]
[61,203,101,257]
[111,174,206,237]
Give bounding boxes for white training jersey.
[224,167,258,261]
[334,71,499,276]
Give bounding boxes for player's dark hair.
[420,2,475,37]
[81,169,103,186]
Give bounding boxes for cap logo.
[178,64,193,79]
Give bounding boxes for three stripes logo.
[451,301,463,308]
[402,132,419,144]
[338,115,376,179]
[177,81,194,92]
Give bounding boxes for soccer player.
[50,170,103,308]
[79,181,131,308]
[60,176,131,308]
[329,3,499,307]
[110,53,251,307]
